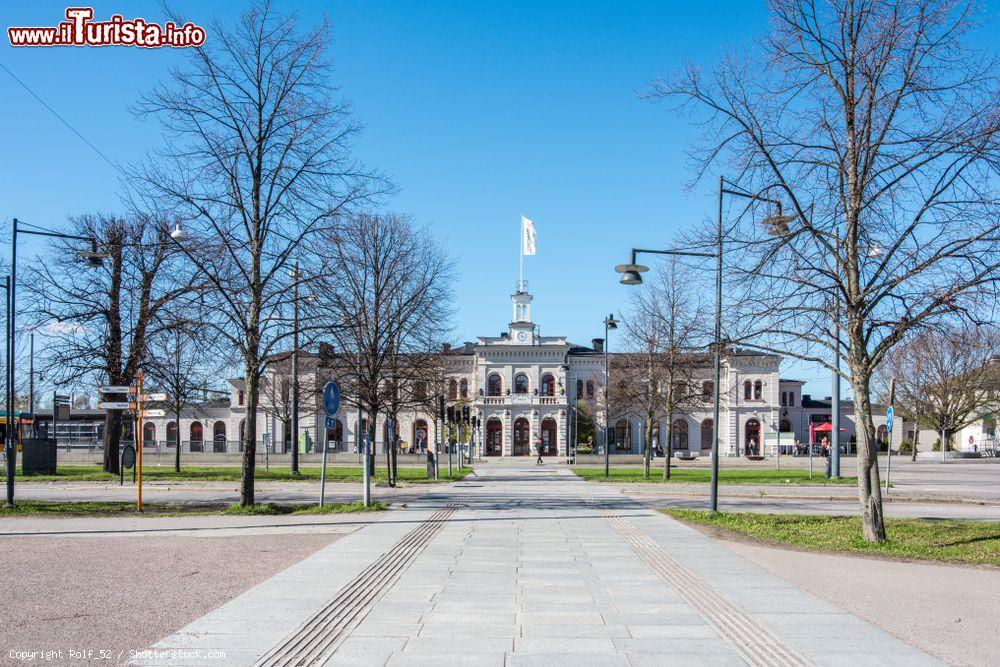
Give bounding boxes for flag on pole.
[521,215,536,256]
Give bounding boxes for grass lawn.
[573,467,856,485]
[664,509,1000,567]
[13,465,472,484]
[0,499,386,517]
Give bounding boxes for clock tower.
[510,281,534,345]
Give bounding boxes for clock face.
[517,331,527,342]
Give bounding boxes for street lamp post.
[615,178,792,513]
[290,259,300,475]
[6,219,105,507]
[603,313,617,478]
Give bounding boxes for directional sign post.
[885,380,896,493]
[320,381,340,507]
[98,402,132,410]
[99,386,133,394]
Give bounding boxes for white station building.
[139,282,893,458]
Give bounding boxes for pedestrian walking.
[536,438,544,465]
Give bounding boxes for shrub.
[898,439,913,454]
[931,438,954,452]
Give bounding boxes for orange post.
[136,371,143,513]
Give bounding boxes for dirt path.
[0,532,342,665]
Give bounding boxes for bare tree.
[882,323,999,456]
[133,3,388,505]
[24,214,187,473]
[619,260,709,478]
[145,319,229,472]
[651,0,1000,541]
[317,212,455,487]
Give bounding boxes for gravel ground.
[721,537,1000,666]
[0,532,342,666]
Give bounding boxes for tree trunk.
[369,409,379,480]
[240,360,259,507]
[174,400,182,473]
[663,409,673,480]
[911,421,919,462]
[102,409,122,474]
[643,418,652,479]
[850,378,887,542]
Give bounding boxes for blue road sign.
[325,416,338,429]
[323,381,340,416]
[885,405,894,432]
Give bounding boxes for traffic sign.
[323,381,341,416]
[885,405,894,432]
[141,393,167,402]
[98,401,132,410]
[143,409,166,417]
[325,416,338,429]
[99,386,133,394]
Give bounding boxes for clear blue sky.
[1,1,937,397]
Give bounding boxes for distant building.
[138,283,888,458]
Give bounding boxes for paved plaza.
[133,460,940,666]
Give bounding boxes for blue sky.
[0,1,930,397]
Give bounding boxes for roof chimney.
[442,342,451,353]
[592,338,605,353]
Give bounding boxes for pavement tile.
[403,637,514,654]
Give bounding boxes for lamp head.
[81,240,109,267]
[615,262,648,286]
[605,313,618,330]
[763,213,796,236]
[169,223,186,241]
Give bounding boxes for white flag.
[521,215,536,256]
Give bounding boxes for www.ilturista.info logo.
[8,7,206,48]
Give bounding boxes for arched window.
[779,419,792,432]
[213,421,227,452]
[576,379,583,398]
[143,422,156,447]
[781,391,787,406]
[753,380,763,400]
[586,380,595,398]
[672,419,689,451]
[540,373,556,396]
[788,393,795,407]
[166,421,178,447]
[327,419,343,452]
[700,419,713,450]
[702,381,713,400]
[238,419,246,451]
[448,379,458,400]
[614,419,631,450]
[190,422,204,452]
[487,374,503,396]
[459,378,468,399]
[743,380,752,400]
[514,373,529,394]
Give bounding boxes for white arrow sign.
[99,386,133,394]
[141,393,167,402]
[142,409,166,417]
[98,401,132,410]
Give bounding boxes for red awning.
[811,423,847,432]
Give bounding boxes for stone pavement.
[134,460,940,666]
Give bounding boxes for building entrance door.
[485,419,503,456]
[540,418,558,456]
[513,417,530,456]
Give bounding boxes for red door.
[541,418,558,456]
[485,419,503,456]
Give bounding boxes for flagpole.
[519,215,524,291]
